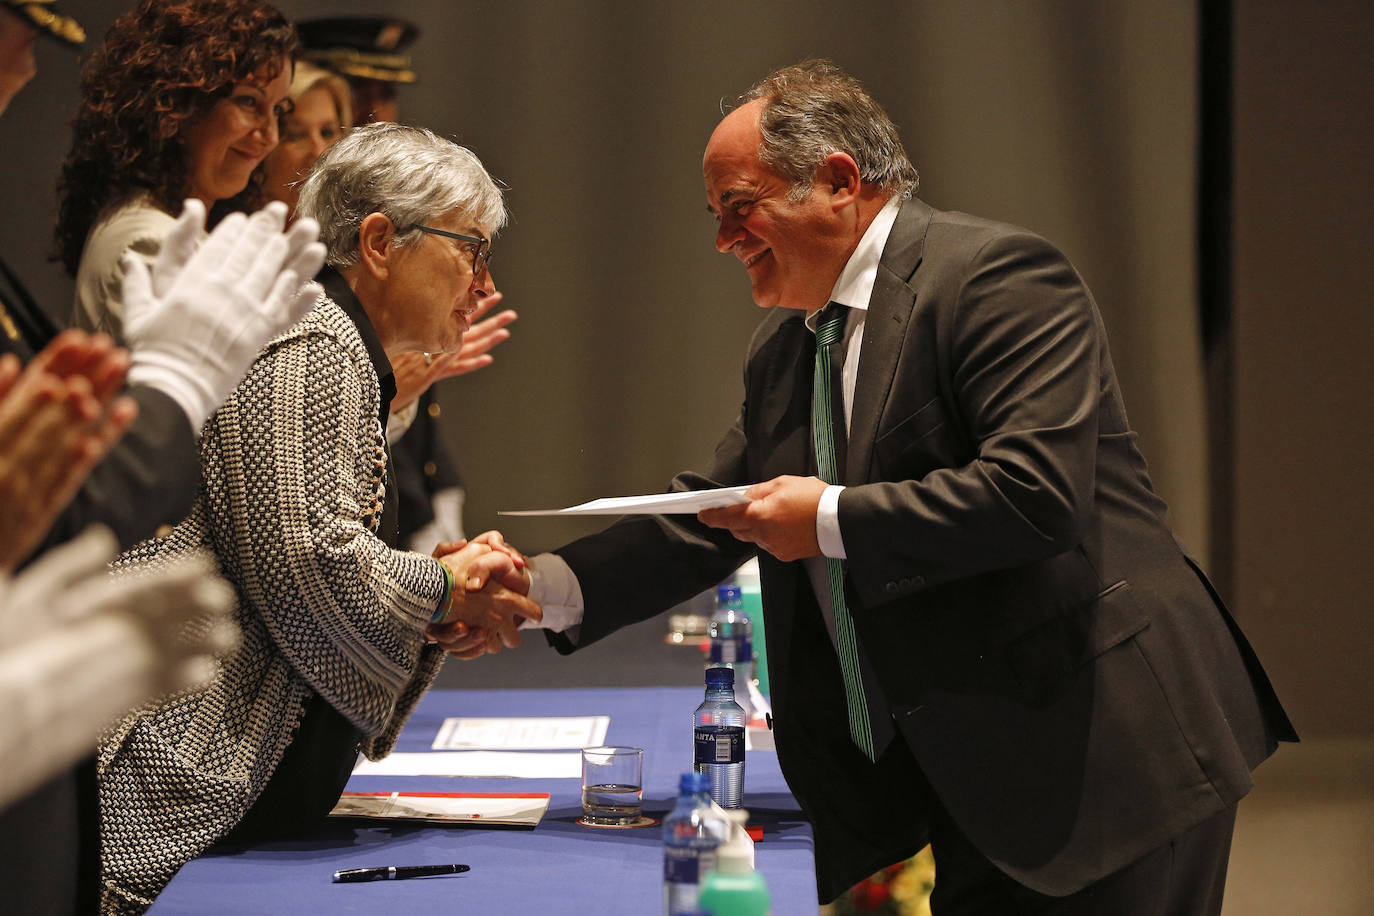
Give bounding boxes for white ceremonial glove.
[0,526,239,809]
[121,199,326,430]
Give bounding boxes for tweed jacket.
[96,295,448,914]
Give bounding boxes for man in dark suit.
[435,60,1296,913]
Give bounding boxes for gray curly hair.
[297,122,507,268]
[740,59,918,202]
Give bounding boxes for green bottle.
[698,810,770,916]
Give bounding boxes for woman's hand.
[390,292,517,414]
[426,536,539,658]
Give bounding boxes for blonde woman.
[259,60,351,217]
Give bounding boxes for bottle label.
[663,844,716,883]
[709,635,750,665]
[694,725,745,764]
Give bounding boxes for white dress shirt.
[526,195,903,634]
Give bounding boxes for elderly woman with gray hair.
[96,123,539,914]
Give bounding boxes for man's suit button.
[911,576,925,587]
[886,581,899,593]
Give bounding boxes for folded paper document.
[500,485,752,516]
[330,791,550,827]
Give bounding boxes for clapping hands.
[0,331,139,572]
[426,530,541,659]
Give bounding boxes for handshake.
[426,531,540,659]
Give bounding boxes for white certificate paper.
[352,751,582,779]
[499,485,752,517]
[431,716,610,751]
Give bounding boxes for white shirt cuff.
[386,400,419,444]
[521,553,585,634]
[816,484,847,559]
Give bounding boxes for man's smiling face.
[703,99,848,312]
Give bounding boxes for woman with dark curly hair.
[58,0,296,339]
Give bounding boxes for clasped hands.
[426,531,540,659]
[421,475,824,661]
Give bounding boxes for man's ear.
[820,152,863,211]
[356,212,396,280]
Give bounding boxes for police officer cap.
[297,16,418,84]
[1,0,85,47]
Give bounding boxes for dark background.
[2,1,1370,738]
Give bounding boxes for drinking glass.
[580,746,644,825]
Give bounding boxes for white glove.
[0,526,239,809]
[122,199,326,430]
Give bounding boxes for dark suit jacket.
[552,198,1295,901]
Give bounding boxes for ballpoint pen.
[332,864,471,883]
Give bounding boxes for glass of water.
[580,746,644,825]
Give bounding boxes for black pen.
[332,864,471,883]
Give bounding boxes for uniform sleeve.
[39,386,199,554]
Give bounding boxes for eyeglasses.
[416,225,493,275]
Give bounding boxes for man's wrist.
[816,484,847,558]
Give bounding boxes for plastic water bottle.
[663,772,730,916]
[708,585,754,719]
[698,809,770,916]
[694,667,746,808]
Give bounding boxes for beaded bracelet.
[430,561,457,624]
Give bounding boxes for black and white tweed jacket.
[96,295,448,914]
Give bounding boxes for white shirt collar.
[806,194,902,331]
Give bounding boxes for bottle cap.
[716,584,743,603]
[679,771,710,793]
[705,666,735,688]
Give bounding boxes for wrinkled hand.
[122,199,326,429]
[391,292,517,414]
[432,529,527,570]
[427,538,540,659]
[697,475,828,562]
[0,332,139,572]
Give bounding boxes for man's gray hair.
[297,122,507,268]
[740,59,918,202]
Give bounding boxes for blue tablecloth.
[149,687,817,914]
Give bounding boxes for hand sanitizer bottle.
[698,809,770,915]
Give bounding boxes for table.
[149,687,817,914]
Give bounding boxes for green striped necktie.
[812,303,877,761]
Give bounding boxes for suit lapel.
[846,199,934,484]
